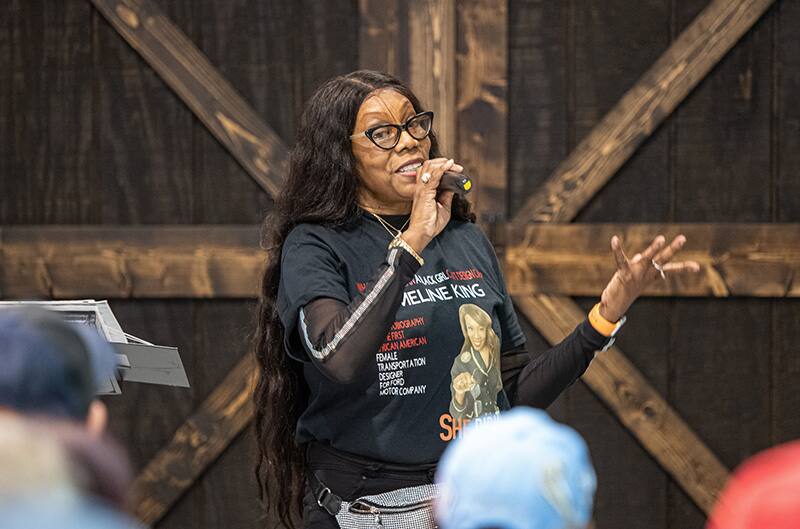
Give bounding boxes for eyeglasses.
[350,111,434,150]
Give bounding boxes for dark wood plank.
[668,298,772,527]
[10,0,99,224]
[92,0,195,224]
[130,353,255,525]
[508,0,568,221]
[0,225,263,299]
[773,300,800,444]
[513,293,730,514]
[158,426,262,529]
[776,0,800,222]
[0,2,12,225]
[148,301,263,529]
[668,1,776,526]
[298,0,360,105]
[358,0,409,81]
[772,0,800,454]
[504,223,800,297]
[673,1,773,222]
[572,0,671,223]
[553,9,671,524]
[158,300,266,529]
[89,0,288,198]
[191,0,296,224]
[456,0,508,229]
[511,0,776,225]
[408,0,456,156]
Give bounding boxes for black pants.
[302,443,436,529]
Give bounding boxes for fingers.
[639,235,666,262]
[663,260,701,273]
[418,158,454,189]
[610,235,630,273]
[437,189,456,211]
[653,234,687,266]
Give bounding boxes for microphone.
[438,172,473,195]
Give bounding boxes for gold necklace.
[370,211,410,239]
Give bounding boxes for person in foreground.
[436,407,596,529]
[0,308,115,437]
[0,308,141,527]
[252,69,700,529]
[706,440,800,529]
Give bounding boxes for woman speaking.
[252,70,698,529]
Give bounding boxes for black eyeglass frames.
[350,111,434,150]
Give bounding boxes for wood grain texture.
[358,0,409,81]
[92,0,196,225]
[511,0,775,225]
[775,0,800,222]
[0,225,264,299]
[190,0,296,224]
[513,293,730,514]
[505,223,800,297]
[674,0,773,222]
[408,0,456,157]
[9,0,99,224]
[130,353,256,525]
[571,0,671,223]
[456,0,507,227]
[89,0,288,198]
[7,223,798,299]
[507,0,567,221]
[566,5,672,525]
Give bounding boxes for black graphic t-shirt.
[277,212,526,464]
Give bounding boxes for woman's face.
[351,89,432,212]
[464,313,488,351]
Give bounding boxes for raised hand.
[599,234,701,322]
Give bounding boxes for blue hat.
[0,309,117,420]
[436,407,597,529]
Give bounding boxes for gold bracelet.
[389,235,424,266]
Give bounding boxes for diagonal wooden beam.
[512,294,729,513]
[130,354,256,525]
[89,0,288,198]
[511,0,775,225]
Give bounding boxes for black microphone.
[438,172,473,195]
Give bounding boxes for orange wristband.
[588,303,619,337]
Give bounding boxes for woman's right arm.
[296,246,420,385]
[289,157,459,385]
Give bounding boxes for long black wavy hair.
[253,70,475,528]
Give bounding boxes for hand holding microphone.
[401,158,472,255]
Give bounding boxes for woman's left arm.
[502,233,700,408]
[501,320,607,408]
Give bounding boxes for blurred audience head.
[706,440,800,529]
[0,308,116,435]
[436,407,596,529]
[0,413,139,528]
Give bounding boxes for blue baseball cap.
[0,308,117,420]
[436,407,597,529]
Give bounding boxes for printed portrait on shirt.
[449,303,502,420]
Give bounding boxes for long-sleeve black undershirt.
[294,246,612,408]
